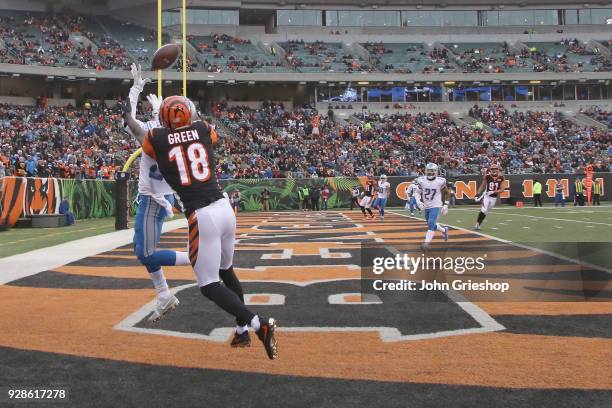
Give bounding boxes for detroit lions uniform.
[125,84,190,320]
[416,175,449,246]
[373,179,391,219]
[405,182,422,215]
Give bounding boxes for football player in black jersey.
[475,163,505,230]
[123,96,278,359]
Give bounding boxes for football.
[151,43,180,70]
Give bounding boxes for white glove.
[474,194,483,202]
[131,63,151,92]
[441,204,448,216]
[146,94,162,119]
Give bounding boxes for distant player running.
[123,95,278,359]
[124,64,190,321]
[474,164,505,230]
[415,163,449,250]
[372,174,390,220]
[359,177,376,220]
[405,180,422,216]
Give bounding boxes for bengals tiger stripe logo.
[0,177,25,227]
[25,178,58,216]
[160,96,192,130]
[0,177,60,227]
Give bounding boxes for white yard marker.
[493,211,612,227]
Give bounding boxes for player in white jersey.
[372,174,391,220]
[124,64,191,321]
[405,180,422,216]
[415,163,449,249]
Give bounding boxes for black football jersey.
[485,174,505,197]
[365,182,376,196]
[142,120,223,215]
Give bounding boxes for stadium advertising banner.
[220,173,610,211]
[0,176,138,227]
[0,173,609,226]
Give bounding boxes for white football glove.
[441,204,448,216]
[146,93,162,119]
[131,63,151,92]
[474,194,484,202]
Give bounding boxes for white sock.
[150,269,170,297]
[436,224,446,233]
[425,230,435,244]
[174,251,190,266]
[250,315,261,331]
[236,325,248,334]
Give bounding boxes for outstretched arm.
[122,102,146,144]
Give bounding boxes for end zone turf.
[0,210,611,406]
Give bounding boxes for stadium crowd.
[191,33,284,73]
[469,104,610,174]
[212,102,610,178]
[0,13,76,67]
[581,105,612,129]
[0,10,609,73]
[0,100,609,181]
[0,101,136,179]
[283,40,376,73]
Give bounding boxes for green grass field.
[0,217,117,258]
[1,206,610,270]
[395,204,612,269]
[0,214,187,259]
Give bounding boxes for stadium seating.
[96,16,157,67]
[0,11,80,67]
[190,33,285,73]
[469,104,610,173]
[364,42,456,74]
[582,106,612,129]
[522,40,606,72]
[0,9,609,74]
[0,98,609,181]
[0,102,136,179]
[282,40,375,73]
[445,42,517,73]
